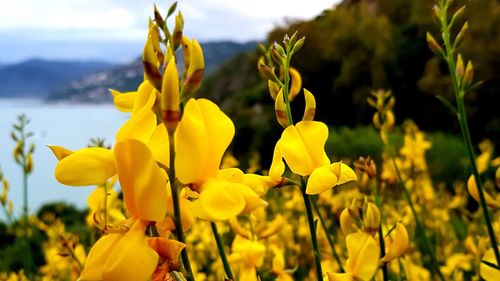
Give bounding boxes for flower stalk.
[210,222,235,280]
[435,0,500,266]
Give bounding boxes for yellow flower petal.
[480,246,500,281]
[306,166,338,195]
[193,179,245,221]
[269,144,285,182]
[278,121,329,176]
[327,272,354,281]
[109,89,137,112]
[346,232,379,281]
[132,81,156,114]
[48,145,73,160]
[102,220,159,281]
[114,139,168,222]
[55,147,116,186]
[381,223,409,262]
[116,107,157,143]
[238,184,268,215]
[467,175,499,208]
[80,233,122,280]
[330,162,358,186]
[176,99,235,186]
[147,123,170,167]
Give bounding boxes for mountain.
[46,41,258,103]
[0,59,115,98]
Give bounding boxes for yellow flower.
[176,98,266,220]
[229,235,266,281]
[277,121,357,194]
[380,222,409,263]
[327,232,379,281]
[80,220,159,281]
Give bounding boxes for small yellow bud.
[455,21,469,47]
[142,28,162,91]
[467,175,499,208]
[384,111,395,131]
[25,154,34,174]
[183,39,205,97]
[290,36,305,55]
[182,36,192,74]
[275,90,289,128]
[363,203,380,235]
[373,112,381,129]
[153,4,164,28]
[302,89,316,121]
[462,61,473,87]
[432,5,441,20]
[173,12,184,50]
[161,58,180,134]
[426,32,443,55]
[288,67,302,101]
[268,80,280,100]
[496,167,500,187]
[340,208,358,235]
[381,223,409,262]
[456,54,464,79]
[270,48,284,65]
[257,57,277,81]
[451,6,466,24]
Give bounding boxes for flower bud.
[467,175,499,208]
[340,208,358,235]
[456,54,464,79]
[275,90,289,128]
[373,112,381,129]
[143,28,162,91]
[302,89,316,121]
[258,57,277,81]
[173,12,184,50]
[289,67,302,101]
[290,36,305,55]
[183,39,205,98]
[153,4,164,28]
[451,6,466,26]
[363,203,380,235]
[161,58,180,134]
[426,32,443,55]
[268,80,280,100]
[25,154,34,174]
[462,61,473,87]
[455,21,469,47]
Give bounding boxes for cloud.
[0,0,338,41]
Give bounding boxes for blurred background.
[0,0,498,219]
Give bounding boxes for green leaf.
[435,95,458,115]
[167,2,178,19]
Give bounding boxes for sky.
[0,0,340,64]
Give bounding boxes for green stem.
[282,56,294,125]
[439,1,500,265]
[373,187,388,281]
[300,185,323,280]
[310,196,344,273]
[389,155,444,281]
[168,132,195,281]
[210,222,235,280]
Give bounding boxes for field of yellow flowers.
[1,1,499,280]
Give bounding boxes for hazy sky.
[0,0,340,63]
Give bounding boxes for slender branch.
[310,196,344,273]
[210,222,235,280]
[168,132,195,281]
[300,184,323,280]
[438,0,500,265]
[373,187,388,281]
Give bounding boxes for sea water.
[0,99,127,221]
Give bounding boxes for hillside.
[0,59,114,98]
[46,41,258,103]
